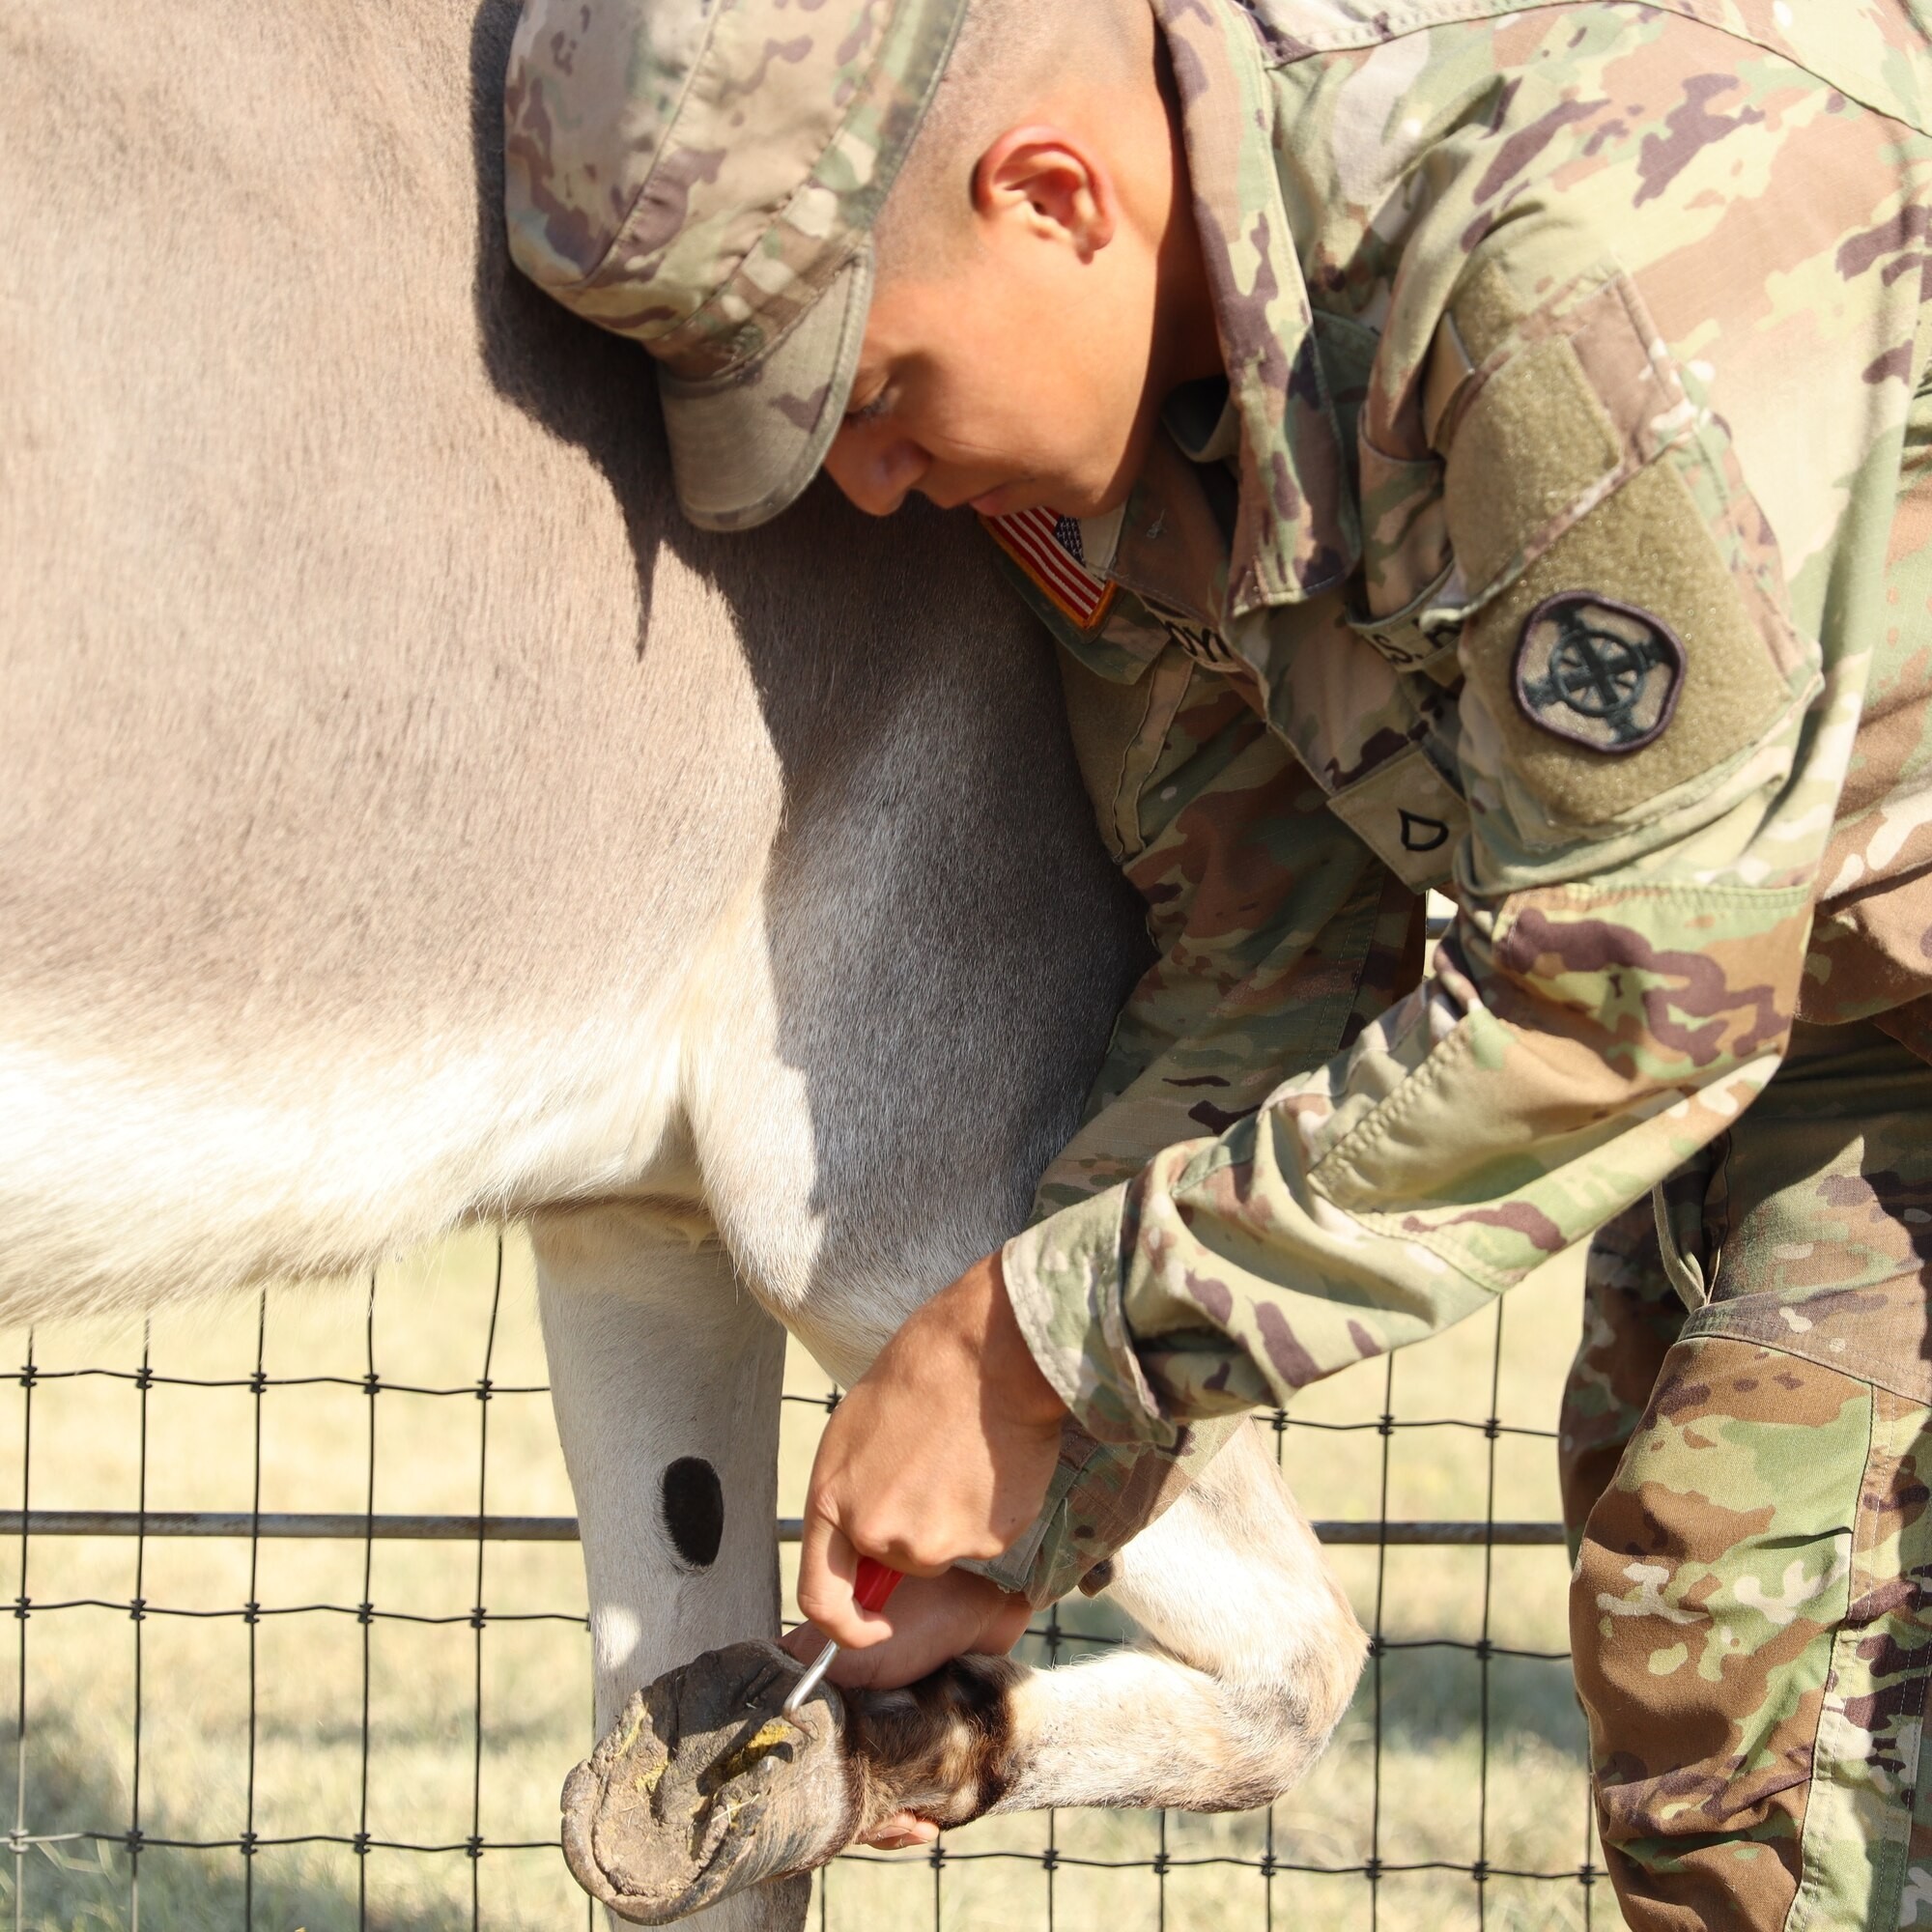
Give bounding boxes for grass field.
[0,1228,1626,1932]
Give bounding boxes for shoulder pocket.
[1440,266,1805,828]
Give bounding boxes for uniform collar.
[1151,0,1358,618]
[1161,377,1241,465]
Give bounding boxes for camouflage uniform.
[979,642,1423,1605]
[1555,1021,1932,1925]
[503,0,1932,1920]
[971,6,1932,1923]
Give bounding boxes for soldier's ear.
[973,126,1117,264]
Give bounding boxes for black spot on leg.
[661,1457,724,1568]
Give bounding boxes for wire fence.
[0,1229,1618,1932]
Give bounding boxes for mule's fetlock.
[846,1653,1026,1830]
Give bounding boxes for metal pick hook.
[781,1634,838,1717]
[780,1557,904,1718]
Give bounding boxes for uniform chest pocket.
[1350,438,1462,685]
[1055,642,1199,865]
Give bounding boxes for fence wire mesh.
[0,1228,1621,1932]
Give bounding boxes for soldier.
[505,0,1932,1922]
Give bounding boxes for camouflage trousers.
[1564,1018,1932,1931]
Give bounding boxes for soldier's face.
[825,266,1158,521]
[824,118,1219,524]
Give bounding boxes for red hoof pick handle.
[781,1558,903,1716]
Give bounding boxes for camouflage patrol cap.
[504,0,967,531]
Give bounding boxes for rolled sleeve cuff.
[1001,1184,1177,1451]
[964,1414,1244,1605]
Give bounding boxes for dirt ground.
[0,1227,1624,1932]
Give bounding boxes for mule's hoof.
[560,1638,850,1925]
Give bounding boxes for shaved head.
[824,0,1219,528]
[873,0,1156,278]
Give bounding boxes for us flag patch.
[981,506,1117,632]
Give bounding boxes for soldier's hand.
[781,1567,1031,1690]
[782,1566,1030,1850]
[796,1251,1065,1650]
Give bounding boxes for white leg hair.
[997,1420,1365,1814]
[821,1420,1365,1836]
[533,1204,809,1932]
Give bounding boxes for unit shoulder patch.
[1512,593,1684,754]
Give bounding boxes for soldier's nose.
[826,425,927,517]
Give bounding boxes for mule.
[0,1,1366,1923]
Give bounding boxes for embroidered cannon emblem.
[1512,592,1685,753]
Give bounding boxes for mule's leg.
[532,1204,808,1932]
[840,1417,1365,1829]
[565,1416,1365,1889]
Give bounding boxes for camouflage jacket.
[996,0,1932,1444]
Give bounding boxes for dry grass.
[0,1229,1625,1931]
